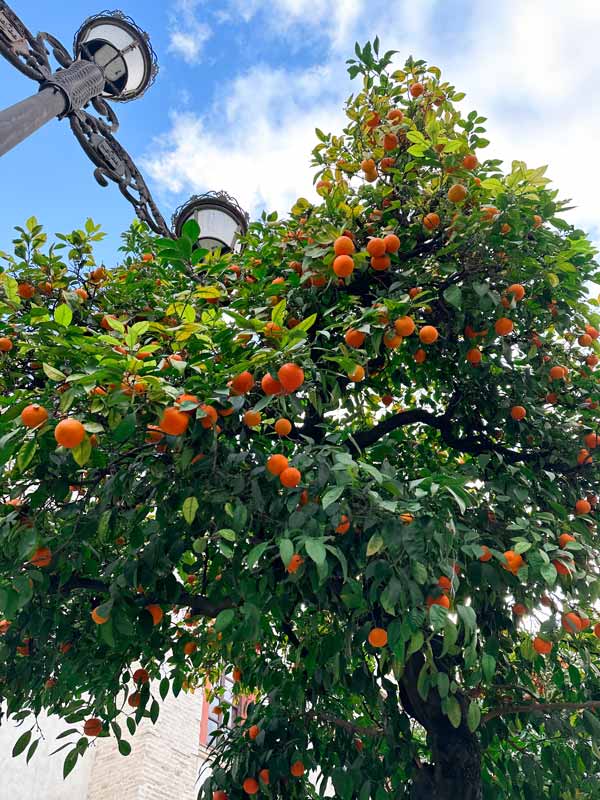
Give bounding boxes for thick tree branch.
[482,699,600,725]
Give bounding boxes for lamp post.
[0,3,249,250]
[172,192,250,254]
[0,2,170,236]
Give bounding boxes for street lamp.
[173,192,250,253]
[0,2,169,236]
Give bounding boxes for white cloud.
[168,0,212,64]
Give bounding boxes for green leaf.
[457,604,477,640]
[159,678,169,701]
[26,738,40,763]
[583,710,600,740]
[118,740,132,756]
[482,653,496,682]
[366,534,384,556]
[305,538,327,566]
[54,303,72,327]
[42,363,66,381]
[12,729,32,757]
[467,702,481,732]
[63,748,79,778]
[446,696,461,729]
[437,672,450,698]
[429,604,448,631]
[443,285,462,308]
[182,219,200,242]
[16,439,37,472]
[217,528,237,542]
[214,609,235,632]
[72,437,91,467]
[182,496,199,525]
[246,542,268,569]
[541,562,557,586]
[279,538,294,566]
[321,486,345,510]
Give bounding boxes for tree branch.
[307,709,382,738]
[482,698,600,725]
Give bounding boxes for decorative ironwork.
[0,1,170,237]
[172,190,251,236]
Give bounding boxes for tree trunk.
[399,653,483,800]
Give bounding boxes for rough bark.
[400,653,482,800]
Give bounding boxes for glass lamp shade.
[74,13,157,102]
[173,193,249,253]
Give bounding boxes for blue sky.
[1,0,600,265]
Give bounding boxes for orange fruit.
[562,612,583,633]
[248,724,260,740]
[274,418,292,436]
[30,546,52,568]
[553,559,571,576]
[575,499,591,515]
[280,467,301,488]
[345,329,366,348]
[512,603,527,616]
[409,82,424,97]
[0,337,13,352]
[333,254,354,277]
[383,233,401,253]
[447,184,467,203]
[383,132,398,151]
[426,594,450,609]
[84,718,103,737]
[160,407,190,436]
[200,404,218,429]
[533,637,552,655]
[510,406,526,421]
[584,432,599,449]
[578,449,592,465]
[133,668,149,684]
[585,325,599,340]
[336,515,350,534]
[394,317,415,337]
[54,418,85,449]
[21,404,48,428]
[479,546,492,562]
[261,373,284,395]
[494,318,513,336]
[91,607,109,625]
[481,206,499,221]
[559,533,575,548]
[419,325,439,345]
[232,668,242,683]
[176,393,199,409]
[184,641,197,655]
[423,213,440,230]
[595,623,600,639]
[367,238,386,257]
[387,109,404,122]
[361,158,376,172]
[230,371,254,395]
[533,214,543,228]
[259,769,270,785]
[334,236,355,256]
[462,154,478,169]
[17,283,35,299]
[286,554,304,573]
[579,334,593,347]
[243,410,261,427]
[381,394,393,406]
[348,365,365,381]
[128,692,141,708]
[466,347,482,365]
[290,760,305,777]
[507,284,525,301]
[145,604,163,625]
[414,348,426,363]
[438,576,452,591]
[267,455,289,475]
[278,363,304,393]
[371,255,391,271]
[368,627,388,648]
[383,331,402,349]
[502,550,524,574]
[549,365,566,380]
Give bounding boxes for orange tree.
[1,41,600,800]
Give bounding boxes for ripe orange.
[481,206,499,221]
[579,334,593,347]
[133,668,149,684]
[462,153,478,169]
[259,769,270,785]
[336,515,350,534]
[278,363,304,393]
[438,576,452,591]
[361,158,376,172]
[273,418,292,438]
[494,318,513,336]
[510,405,526,421]
[261,373,284,395]
[512,603,527,616]
[232,668,242,683]
[584,432,599,449]
[575,499,591,515]
[383,331,402,349]
[21,404,48,428]
[333,254,354,277]
[345,329,366,348]
[383,233,401,253]
[145,604,163,625]
[559,533,575,548]
[507,284,525,301]
[267,454,289,475]
[366,239,386,258]
[371,255,391,271]
[585,325,599,340]
[414,348,426,363]
[30,546,52,568]
[447,184,467,203]
[381,394,393,406]
[426,594,450,609]
[553,559,571,576]
[533,637,552,655]
[479,546,492,562]
[243,410,261,427]
[502,550,524,574]
[348,365,366,381]
[248,724,260,740]
[230,371,254,395]
[334,236,355,256]
[0,337,13,352]
[423,213,440,230]
[578,448,592,465]
[280,467,301,488]
[533,214,543,228]
[184,641,197,655]
[54,418,85,449]
[200,405,218,429]
[91,607,109,625]
[101,314,117,330]
[466,347,482,365]
[549,365,566,380]
[387,108,404,122]
[562,612,582,633]
[17,283,35,299]
[409,82,424,98]
[160,407,190,436]
[419,325,439,345]
[368,627,388,648]
[383,132,398,151]
[84,718,103,737]
[286,554,304,573]
[290,761,305,777]
[176,393,199,409]
[394,317,415,337]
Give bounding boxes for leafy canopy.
[1,41,600,800]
